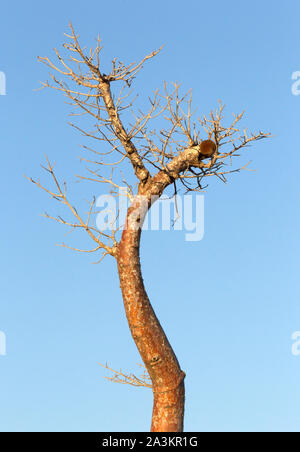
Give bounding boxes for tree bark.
[116,196,185,432]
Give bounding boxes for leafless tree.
[29,24,269,432]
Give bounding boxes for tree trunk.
[116,197,185,432]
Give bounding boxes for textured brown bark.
[115,145,213,431]
[117,196,185,432]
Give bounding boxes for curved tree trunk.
[116,196,186,432]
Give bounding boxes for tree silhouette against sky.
[29,24,269,432]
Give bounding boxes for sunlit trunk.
[116,198,185,432]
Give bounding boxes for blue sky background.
[0,0,300,432]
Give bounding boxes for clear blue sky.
[1,0,300,432]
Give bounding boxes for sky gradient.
[0,0,300,432]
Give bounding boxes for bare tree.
[29,24,269,432]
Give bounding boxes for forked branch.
[32,24,270,258]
